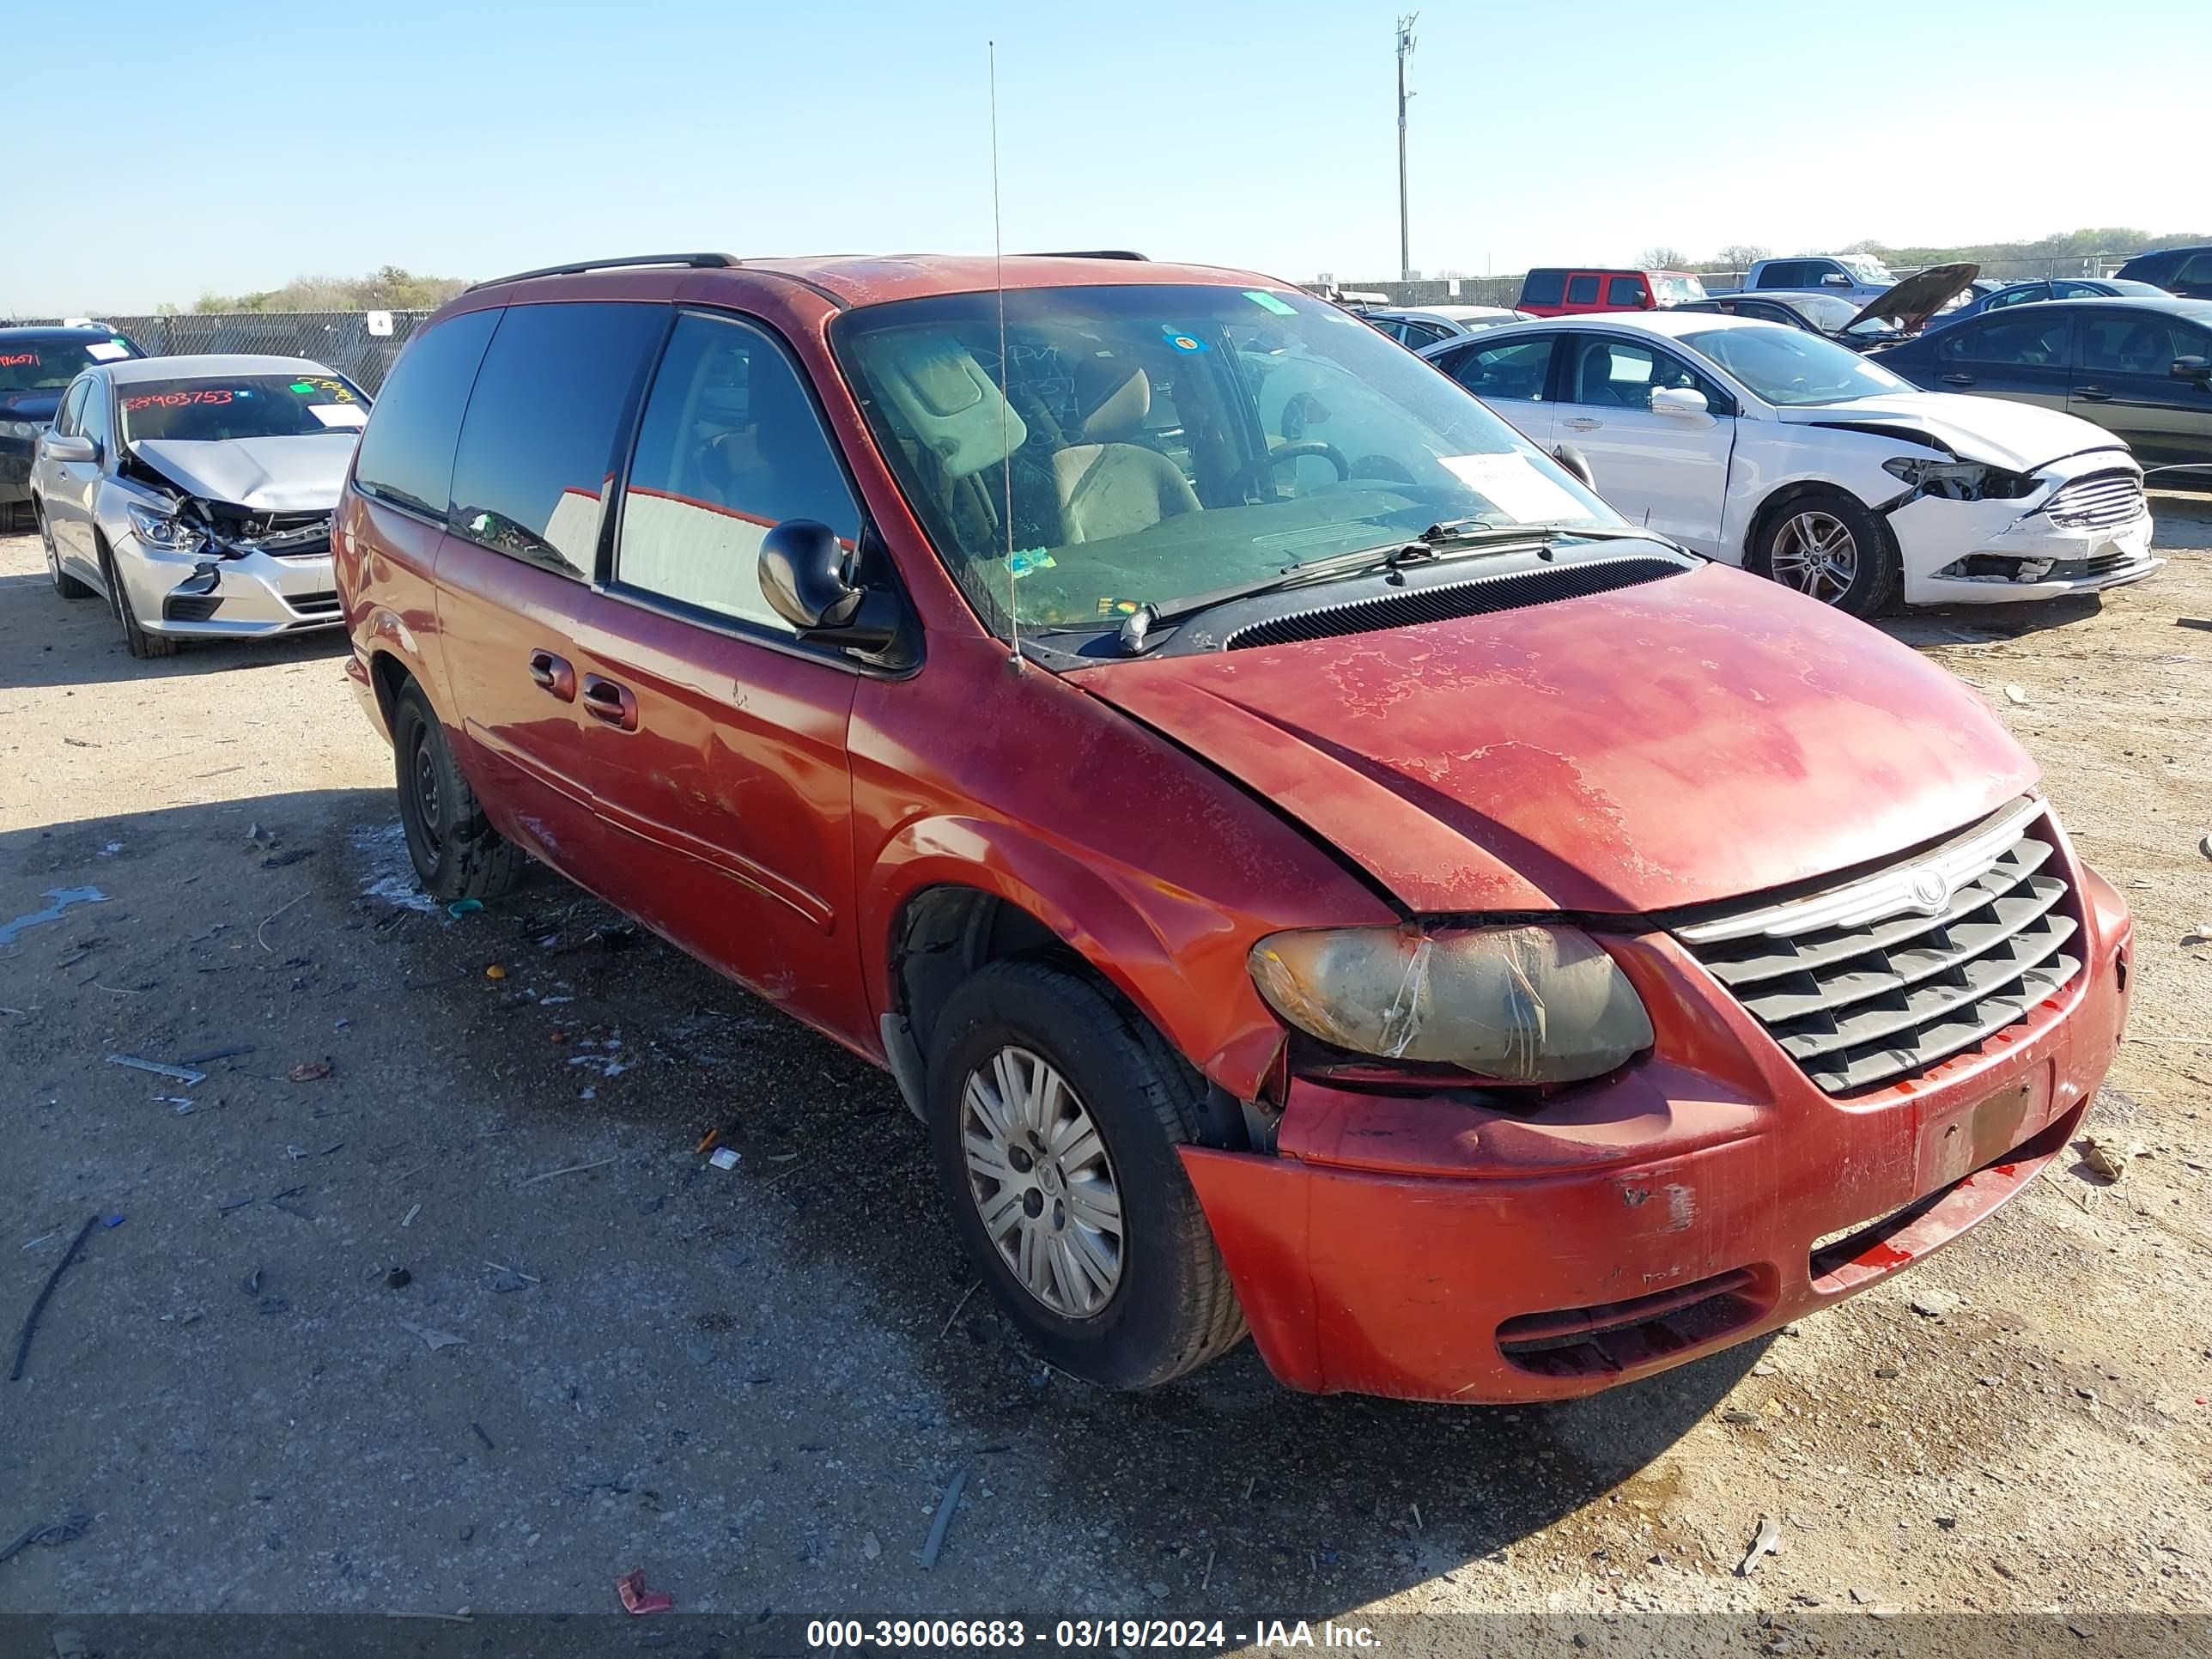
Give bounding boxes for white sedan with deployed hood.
[1420,313,2158,615]
[29,353,369,657]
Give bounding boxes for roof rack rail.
[466,252,737,292]
[1023,250,1148,261]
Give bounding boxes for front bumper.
[1182,864,2131,1403]
[1896,499,2160,607]
[114,531,343,638]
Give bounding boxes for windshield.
[1680,326,1916,406]
[1775,293,1865,331]
[0,336,136,404]
[1838,255,1896,285]
[118,373,369,443]
[833,284,1618,631]
[1654,275,1707,305]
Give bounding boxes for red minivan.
[336,252,2130,1402]
[1518,266,1708,316]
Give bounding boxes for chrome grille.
[1675,798,2080,1094]
[2042,470,2144,531]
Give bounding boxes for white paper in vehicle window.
[85,341,131,361]
[1439,451,1589,524]
[308,403,368,428]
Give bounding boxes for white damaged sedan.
[1421,313,2157,615]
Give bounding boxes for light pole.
[1395,13,1418,283]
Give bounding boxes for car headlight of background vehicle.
[6,421,40,441]
[1248,923,1654,1085]
[126,501,206,551]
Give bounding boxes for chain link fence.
[1,311,433,393]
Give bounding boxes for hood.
[128,435,356,512]
[1068,564,2035,915]
[1848,261,1978,333]
[1779,391,2130,472]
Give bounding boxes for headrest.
[1073,360,1151,443]
[870,331,1028,480]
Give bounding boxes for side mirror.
[41,433,97,465]
[758,519,900,652]
[2172,356,2210,382]
[1821,272,1851,287]
[1551,442,1596,490]
[1650,386,1710,418]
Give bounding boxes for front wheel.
[100,538,177,657]
[1752,490,1899,618]
[391,681,526,902]
[926,959,1246,1389]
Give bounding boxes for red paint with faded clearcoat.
[337,254,2132,1402]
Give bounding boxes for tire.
[39,507,93,599]
[100,537,178,657]
[1751,489,1899,619]
[925,959,1246,1389]
[391,679,526,902]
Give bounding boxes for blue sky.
[8,0,2203,312]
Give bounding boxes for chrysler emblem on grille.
[1906,866,1951,913]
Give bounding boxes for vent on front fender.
[1222,556,1686,651]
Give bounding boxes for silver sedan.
[30,353,369,658]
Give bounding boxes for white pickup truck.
[1738,254,1900,305]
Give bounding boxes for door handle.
[580,672,639,732]
[2074,385,2111,401]
[1940,373,1975,386]
[1563,417,1601,431]
[526,649,575,701]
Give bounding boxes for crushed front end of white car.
[1879,448,2159,605]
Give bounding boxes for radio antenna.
[990,40,1020,670]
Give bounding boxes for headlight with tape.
[126,501,206,551]
[1249,923,1654,1085]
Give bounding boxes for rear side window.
[1400,319,1451,348]
[2178,253,2212,284]
[354,308,500,521]
[1565,275,1601,306]
[1444,336,1554,402]
[1607,276,1649,307]
[448,302,668,578]
[614,312,862,632]
[1519,270,1565,307]
[1759,262,1803,288]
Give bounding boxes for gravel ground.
[2,508,2208,1647]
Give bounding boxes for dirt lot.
[2,508,2209,1648]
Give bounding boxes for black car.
[0,324,145,526]
[1870,297,2212,473]
[2115,246,2212,300]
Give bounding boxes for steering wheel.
[1246,441,1351,493]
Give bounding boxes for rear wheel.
[1752,490,1899,618]
[926,959,1246,1389]
[392,680,525,902]
[40,507,93,599]
[100,537,177,657]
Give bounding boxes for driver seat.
[1049,361,1200,543]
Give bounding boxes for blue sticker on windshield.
[1161,327,1209,353]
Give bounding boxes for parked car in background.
[1423,312,2157,614]
[0,324,143,528]
[1871,297,2212,473]
[1741,254,1902,306]
[30,353,368,657]
[1678,264,1978,352]
[1517,267,1706,316]
[337,250,2130,1404]
[1363,304,1531,349]
[2115,245,2212,299]
[1927,277,2170,331]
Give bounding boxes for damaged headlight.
[126,501,205,551]
[1881,456,2035,501]
[1248,923,1655,1085]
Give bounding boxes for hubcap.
[411,738,444,856]
[960,1045,1123,1318]
[1771,511,1859,605]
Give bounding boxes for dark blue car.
[0,325,145,523]
[1926,276,2169,331]
[1870,297,2212,474]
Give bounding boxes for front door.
[1549,336,1734,551]
[41,378,97,573]
[572,308,871,1042]
[1928,311,2073,410]
[2071,310,2212,468]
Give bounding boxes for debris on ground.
[708,1147,741,1171]
[1909,1290,1963,1319]
[8,1214,100,1382]
[260,848,315,870]
[2079,1137,2128,1183]
[514,1156,617,1188]
[0,1510,93,1568]
[615,1568,673,1615]
[179,1043,253,1065]
[2002,684,2028,705]
[385,1268,412,1289]
[919,1462,970,1571]
[0,887,106,949]
[447,899,483,918]
[398,1321,465,1352]
[861,1532,881,1561]
[1735,1514,1780,1577]
[104,1054,207,1085]
[288,1060,333,1082]
[485,964,507,981]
